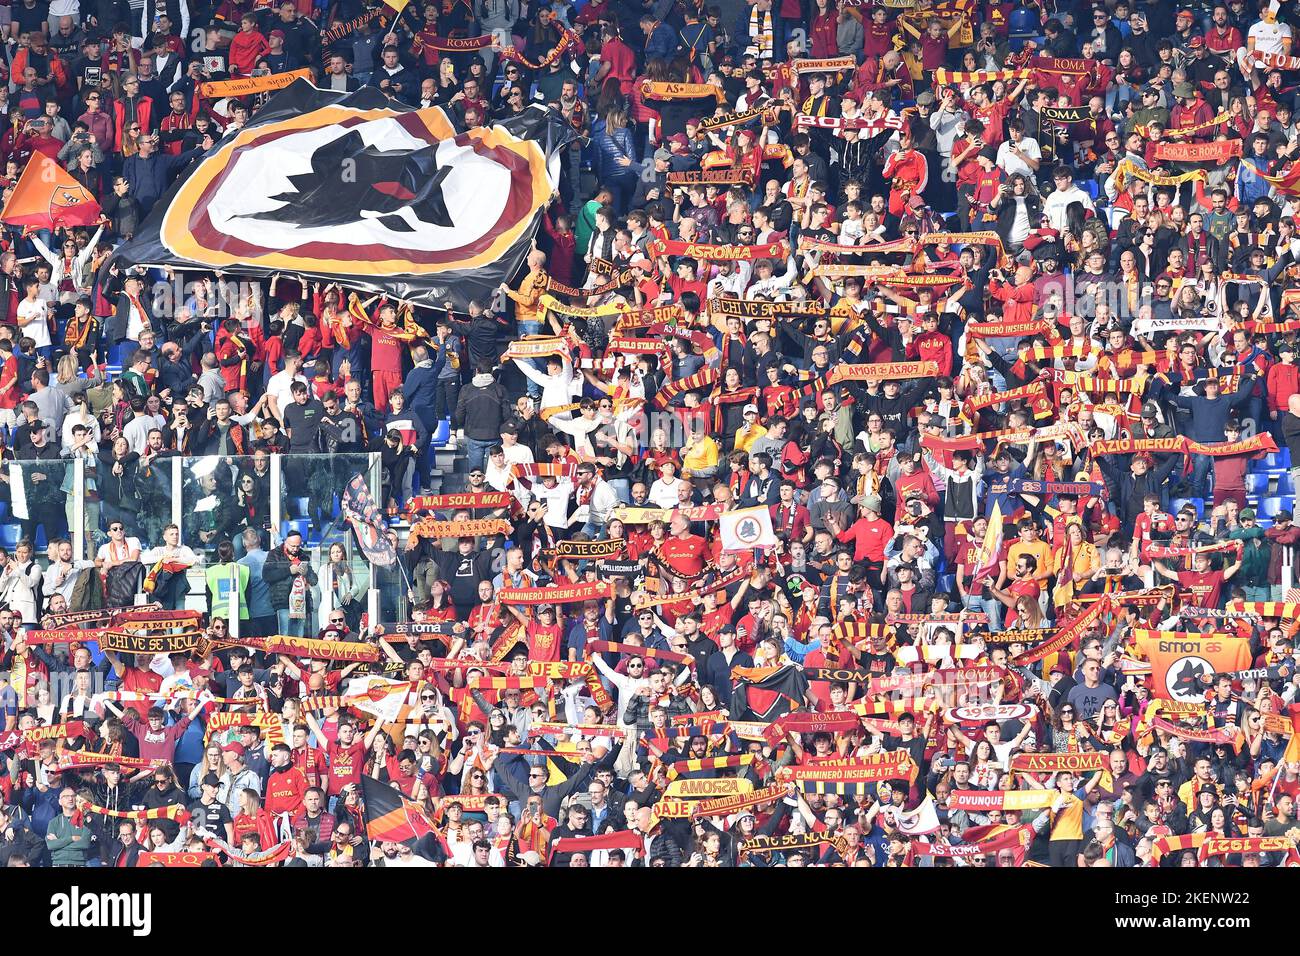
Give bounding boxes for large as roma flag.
[110,81,574,308]
[1132,632,1252,703]
[1,153,101,232]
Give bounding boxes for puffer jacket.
[262,544,319,611]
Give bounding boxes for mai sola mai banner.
[406,492,516,512]
[496,581,615,605]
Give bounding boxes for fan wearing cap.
[1169,78,1216,141]
[1266,339,1298,424]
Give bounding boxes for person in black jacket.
[262,531,319,637]
[0,803,48,867]
[454,366,510,474]
[1096,450,1182,530]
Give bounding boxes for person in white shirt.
[512,353,580,414]
[15,278,52,353]
[266,350,309,424]
[571,462,619,535]
[43,538,92,607]
[647,460,683,509]
[1042,164,1096,232]
[995,119,1041,178]
[121,401,164,455]
[1248,1,1291,56]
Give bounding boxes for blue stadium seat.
[1275,472,1294,496]
[1278,447,1291,469]
[1258,497,1285,518]
[34,527,47,550]
[289,497,310,519]
[0,524,21,548]
[1245,472,1270,495]
[280,519,310,541]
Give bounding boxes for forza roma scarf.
[497,582,614,605]
[406,518,514,540]
[948,789,1058,812]
[1010,752,1107,773]
[691,781,790,817]
[777,752,919,784]
[647,238,788,261]
[664,753,754,780]
[1013,597,1108,665]
[699,106,778,132]
[803,666,873,683]
[539,539,625,561]
[639,81,725,103]
[762,711,862,743]
[1249,49,1300,70]
[739,832,848,857]
[1153,140,1243,164]
[886,612,988,626]
[1236,601,1300,618]
[585,640,693,666]
[406,491,517,512]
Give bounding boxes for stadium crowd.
[2,0,1300,868]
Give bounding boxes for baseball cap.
[1240,508,1257,520]
[1276,509,1293,521]
[221,742,245,756]
[916,91,935,106]
[201,772,221,787]
[667,133,689,148]
[742,403,759,416]
[270,28,286,38]
[861,494,882,512]
[654,147,672,162]
[629,255,652,270]
[1141,402,1159,419]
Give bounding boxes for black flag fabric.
[111,80,574,308]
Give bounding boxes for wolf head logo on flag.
[1,154,101,233]
[109,81,574,309]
